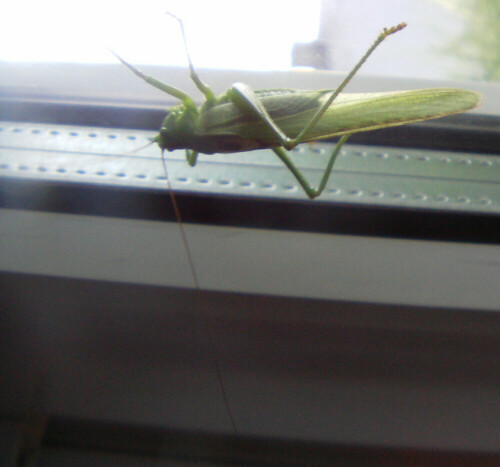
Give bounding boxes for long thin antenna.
[160,152,238,434]
[160,153,199,289]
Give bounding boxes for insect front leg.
[111,51,197,108]
[186,150,199,166]
[167,13,216,104]
[272,135,350,199]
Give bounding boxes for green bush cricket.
[113,16,482,200]
[111,18,483,431]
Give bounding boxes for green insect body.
[194,87,480,151]
[113,19,482,199]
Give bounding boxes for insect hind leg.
[291,23,407,146]
[272,135,350,199]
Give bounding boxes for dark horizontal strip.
[0,97,167,131]
[2,177,500,244]
[1,92,499,155]
[41,416,500,466]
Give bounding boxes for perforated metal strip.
[1,121,500,212]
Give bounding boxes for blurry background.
[1,0,499,81]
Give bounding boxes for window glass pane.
[2,0,500,82]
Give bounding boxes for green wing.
[199,88,482,146]
[287,88,482,142]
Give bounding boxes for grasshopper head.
[154,105,197,151]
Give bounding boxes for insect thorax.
[155,103,269,154]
